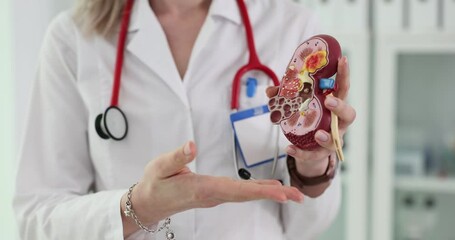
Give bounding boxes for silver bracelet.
[124,183,176,240]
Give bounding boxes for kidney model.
[268,34,344,160]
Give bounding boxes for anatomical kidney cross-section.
[268,35,342,150]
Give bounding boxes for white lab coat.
[14,0,341,239]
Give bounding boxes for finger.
[314,129,345,150]
[153,141,197,179]
[314,130,337,151]
[286,144,331,162]
[266,86,279,98]
[206,177,303,203]
[251,179,283,186]
[334,56,350,100]
[229,181,303,203]
[324,96,357,129]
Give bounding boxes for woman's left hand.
[266,56,356,182]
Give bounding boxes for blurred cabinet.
[373,1,455,240]
[297,0,455,240]
[444,0,455,32]
[374,0,455,34]
[297,0,369,34]
[317,33,370,240]
[372,34,455,240]
[295,1,370,240]
[375,0,404,33]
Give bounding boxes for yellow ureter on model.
[329,93,345,161]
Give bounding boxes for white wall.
[6,1,74,239]
[13,0,74,149]
[0,0,16,239]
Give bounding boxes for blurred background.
[1,0,454,239]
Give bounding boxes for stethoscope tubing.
[232,123,281,180]
[230,0,280,111]
[94,0,134,141]
[111,0,135,107]
[230,0,281,180]
[99,0,282,180]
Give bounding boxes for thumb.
[334,56,350,100]
[154,141,197,179]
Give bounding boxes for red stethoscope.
[95,0,281,141]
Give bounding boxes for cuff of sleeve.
[113,188,159,240]
[287,154,338,188]
[106,189,129,240]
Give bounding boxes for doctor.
[14,0,356,239]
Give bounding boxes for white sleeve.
[281,11,342,240]
[13,13,126,240]
[282,173,342,239]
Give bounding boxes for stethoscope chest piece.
[95,106,128,141]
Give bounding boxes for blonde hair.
[73,0,126,37]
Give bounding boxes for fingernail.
[344,56,348,65]
[315,131,329,142]
[183,142,192,156]
[325,97,338,108]
[286,146,297,155]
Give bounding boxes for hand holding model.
[267,35,356,188]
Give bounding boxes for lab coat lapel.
[182,0,240,84]
[127,0,189,107]
[181,12,215,85]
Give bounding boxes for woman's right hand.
[122,141,304,235]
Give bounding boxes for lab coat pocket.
[238,78,272,110]
[231,106,289,168]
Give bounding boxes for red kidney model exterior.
[268,34,341,150]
